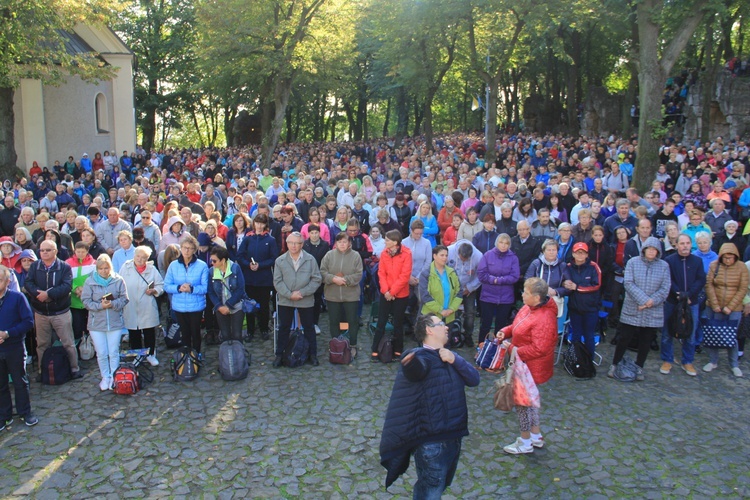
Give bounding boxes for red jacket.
[378,244,412,299]
[500,297,558,385]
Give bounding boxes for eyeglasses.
[429,321,445,328]
[39,248,55,253]
[181,246,196,251]
[142,216,150,220]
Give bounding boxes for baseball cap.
[572,242,588,253]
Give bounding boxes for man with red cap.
[563,242,602,358]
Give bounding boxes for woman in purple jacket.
[476,233,521,344]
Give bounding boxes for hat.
[18,249,37,262]
[0,236,21,254]
[197,233,212,247]
[572,242,589,253]
[618,153,625,159]
[83,153,89,157]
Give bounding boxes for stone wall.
[684,72,750,142]
[579,86,624,138]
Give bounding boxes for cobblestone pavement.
[1,307,749,499]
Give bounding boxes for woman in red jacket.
[496,277,558,454]
[372,230,412,362]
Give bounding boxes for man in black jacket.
[380,314,480,497]
[24,240,83,380]
[0,195,20,237]
[302,225,330,333]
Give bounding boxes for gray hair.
[558,222,572,232]
[134,245,153,258]
[496,233,511,245]
[695,231,712,244]
[615,198,630,208]
[500,202,513,211]
[725,220,739,230]
[0,265,10,282]
[21,206,35,217]
[541,238,559,251]
[524,277,549,300]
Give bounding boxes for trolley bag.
[218,340,250,381]
[41,345,72,385]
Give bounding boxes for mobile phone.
[102,293,114,301]
[147,281,155,289]
[251,258,257,265]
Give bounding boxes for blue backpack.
[282,330,309,368]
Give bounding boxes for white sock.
[531,432,542,441]
[521,437,532,446]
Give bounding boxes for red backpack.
[112,365,141,395]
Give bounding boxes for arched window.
[95,93,109,133]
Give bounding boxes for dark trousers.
[312,285,324,326]
[479,301,513,344]
[174,311,203,353]
[245,285,272,336]
[0,343,31,420]
[462,291,478,342]
[608,280,624,326]
[276,306,316,357]
[24,327,37,365]
[612,322,657,367]
[569,310,599,358]
[328,301,360,346]
[128,327,156,356]
[413,439,462,500]
[371,295,408,354]
[405,284,420,333]
[71,307,88,340]
[204,296,218,333]
[216,310,244,342]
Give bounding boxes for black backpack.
[41,346,72,385]
[447,319,465,348]
[668,297,693,340]
[282,330,309,368]
[563,342,596,379]
[171,347,201,381]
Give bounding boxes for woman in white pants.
[81,254,129,391]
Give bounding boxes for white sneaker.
[122,334,129,343]
[732,367,743,377]
[531,436,544,449]
[99,378,110,391]
[25,356,32,366]
[503,437,534,454]
[703,362,718,372]
[146,355,159,367]
[314,324,321,335]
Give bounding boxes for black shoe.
[464,338,475,348]
[35,375,42,383]
[310,355,320,366]
[22,414,38,427]
[695,345,703,354]
[0,418,11,431]
[261,332,270,341]
[650,338,659,351]
[371,354,379,362]
[71,370,84,380]
[272,356,283,368]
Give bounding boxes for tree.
[0,0,116,176]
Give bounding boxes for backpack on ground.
[329,334,352,365]
[112,364,141,395]
[171,347,201,381]
[79,334,95,361]
[164,321,182,349]
[41,345,72,385]
[377,334,394,363]
[218,340,250,381]
[282,330,309,368]
[613,355,638,382]
[563,341,596,379]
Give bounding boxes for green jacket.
[419,262,462,323]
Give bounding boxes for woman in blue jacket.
[207,246,246,343]
[164,234,209,355]
[563,242,602,358]
[237,213,279,341]
[225,213,251,261]
[409,201,439,247]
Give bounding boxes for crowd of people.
[1,131,749,495]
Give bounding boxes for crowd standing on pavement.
[0,131,749,495]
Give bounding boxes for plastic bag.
[512,353,540,408]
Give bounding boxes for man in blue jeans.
[661,234,706,376]
[379,314,480,498]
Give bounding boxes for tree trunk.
[700,21,715,144]
[423,92,435,154]
[621,63,638,136]
[395,87,408,146]
[383,97,391,138]
[260,76,292,171]
[0,86,20,175]
[141,78,158,152]
[285,104,293,143]
[485,78,499,167]
[224,106,237,147]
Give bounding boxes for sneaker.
[0,418,11,431]
[635,367,644,381]
[71,370,84,380]
[732,366,743,377]
[371,353,379,363]
[122,334,130,344]
[607,365,616,378]
[99,378,110,391]
[314,324,321,335]
[22,414,38,427]
[682,364,697,377]
[503,437,534,454]
[146,355,159,367]
[531,436,544,448]
[350,346,357,359]
[25,356,32,366]
[703,362,717,372]
[659,362,672,375]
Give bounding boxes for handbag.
[700,316,738,348]
[738,315,750,341]
[552,296,565,318]
[475,334,498,370]
[493,348,516,412]
[487,344,508,373]
[512,352,540,408]
[79,334,95,361]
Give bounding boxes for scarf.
[93,271,114,287]
[136,263,147,273]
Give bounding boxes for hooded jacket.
[237,231,279,287]
[706,243,750,312]
[564,258,602,313]
[500,296,558,385]
[159,215,189,253]
[120,260,164,330]
[620,237,671,328]
[447,239,482,294]
[378,244,412,299]
[0,236,23,273]
[526,254,568,297]
[664,251,706,305]
[81,272,129,331]
[419,263,462,323]
[163,254,209,313]
[477,247,520,304]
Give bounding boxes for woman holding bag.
[495,277,558,455]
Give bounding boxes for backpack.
[112,364,141,395]
[447,319,465,348]
[79,334,95,361]
[329,335,352,365]
[377,334,394,363]
[218,340,250,381]
[282,330,309,368]
[171,347,201,381]
[613,355,638,382]
[164,321,182,349]
[668,297,693,340]
[41,346,72,385]
[563,342,596,379]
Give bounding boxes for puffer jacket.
[620,237,671,328]
[477,247,520,304]
[207,260,245,314]
[563,259,602,313]
[237,232,278,287]
[273,251,322,308]
[163,254,209,313]
[320,248,363,303]
[81,273,129,331]
[706,243,750,312]
[419,263,462,323]
[378,245,412,299]
[500,297,558,385]
[120,260,164,330]
[379,348,479,489]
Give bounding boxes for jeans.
[661,302,699,365]
[89,329,122,379]
[0,343,31,420]
[478,301,513,344]
[371,295,407,354]
[462,291,477,342]
[569,309,599,358]
[276,306,316,357]
[216,310,244,342]
[703,310,740,368]
[413,439,462,500]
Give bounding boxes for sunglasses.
[429,321,445,328]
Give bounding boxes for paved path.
[1,310,749,498]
